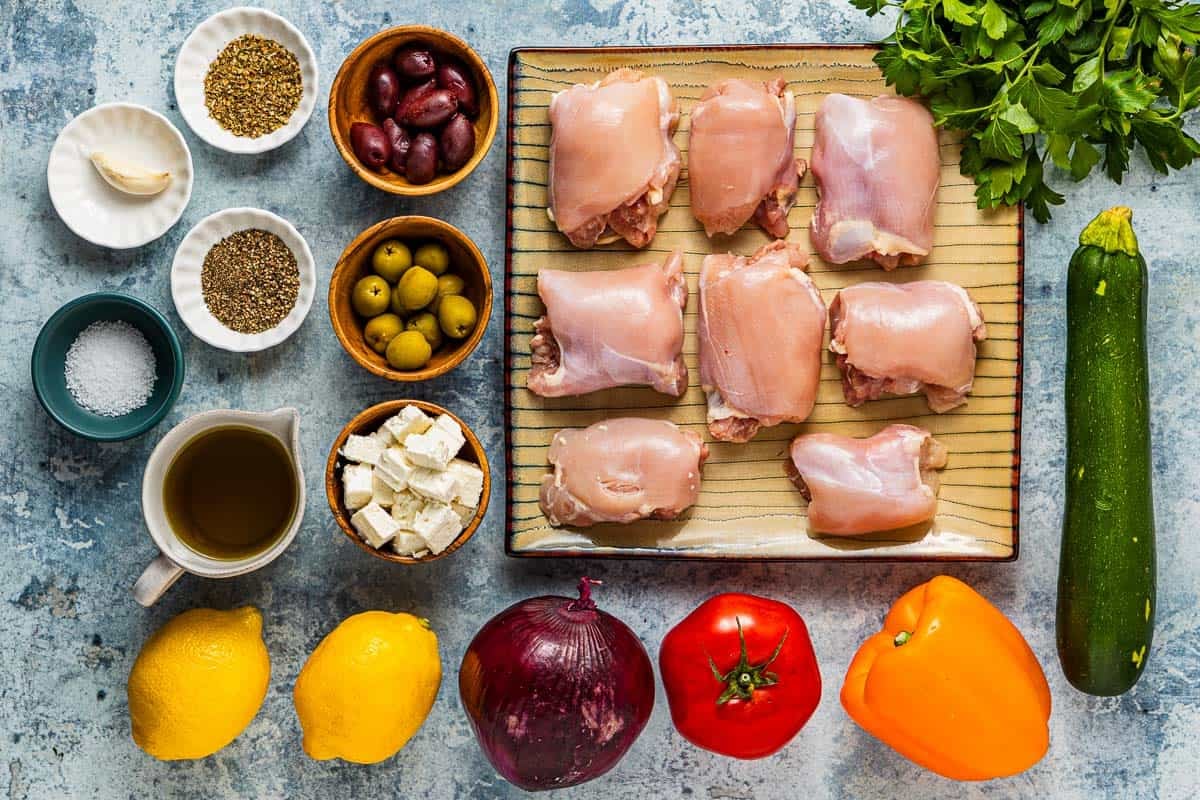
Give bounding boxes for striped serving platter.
[504,45,1022,561]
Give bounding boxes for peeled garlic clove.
[88,152,172,196]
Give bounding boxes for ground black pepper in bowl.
[201,229,300,334]
[204,34,302,138]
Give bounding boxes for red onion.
[458,578,654,791]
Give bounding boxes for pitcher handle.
[133,554,185,607]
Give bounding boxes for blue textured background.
[2,1,1198,798]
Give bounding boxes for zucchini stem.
[1079,207,1139,257]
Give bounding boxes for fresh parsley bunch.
[852,0,1200,221]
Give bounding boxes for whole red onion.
[459,578,654,791]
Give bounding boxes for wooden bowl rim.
[324,399,492,564]
[328,215,493,382]
[327,24,499,196]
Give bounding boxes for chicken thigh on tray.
[810,93,940,269]
[830,280,987,412]
[699,240,827,443]
[688,78,804,238]
[539,418,708,528]
[787,424,947,536]
[548,68,681,249]
[528,250,688,398]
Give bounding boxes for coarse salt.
[64,320,157,417]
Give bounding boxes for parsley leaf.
[859,0,1200,221]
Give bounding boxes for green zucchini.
[1057,206,1156,696]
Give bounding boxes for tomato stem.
[708,617,789,705]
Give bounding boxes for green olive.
[386,330,433,370]
[352,275,392,317]
[363,313,405,354]
[413,242,451,276]
[371,239,413,283]
[438,294,478,339]
[430,273,466,312]
[405,311,443,350]
[396,265,438,312]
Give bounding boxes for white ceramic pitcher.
[133,407,305,607]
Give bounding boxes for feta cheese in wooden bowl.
[325,399,490,563]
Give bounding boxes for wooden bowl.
[330,216,492,381]
[325,400,491,564]
[328,25,498,195]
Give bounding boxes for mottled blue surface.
[2,1,1198,798]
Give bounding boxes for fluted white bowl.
[171,207,316,352]
[174,7,318,154]
[47,103,193,250]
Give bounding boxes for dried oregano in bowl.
[204,34,303,138]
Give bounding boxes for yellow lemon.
[127,607,270,760]
[293,611,441,764]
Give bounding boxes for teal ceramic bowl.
[32,293,185,441]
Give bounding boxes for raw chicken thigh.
[830,280,987,412]
[689,78,804,238]
[539,418,708,527]
[810,94,940,269]
[528,251,688,397]
[787,424,947,536]
[548,68,681,249]
[699,241,827,442]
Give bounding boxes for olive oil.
[163,426,297,561]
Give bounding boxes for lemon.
[127,607,270,760]
[293,611,441,764]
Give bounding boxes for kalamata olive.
[406,133,438,185]
[398,88,458,129]
[436,61,479,118]
[382,119,412,174]
[439,114,476,171]
[394,78,437,125]
[350,122,391,171]
[393,45,437,81]
[367,62,401,118]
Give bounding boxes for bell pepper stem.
[894,631,913,647]
[708,617,790,705]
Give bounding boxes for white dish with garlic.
[340,405,485,558]
[47,102,193,249]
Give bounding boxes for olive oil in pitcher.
[162,426,298,560]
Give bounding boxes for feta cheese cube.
[391,491,424,528]
[403,425,460,470]
[407,467,459,505]
[350,502,400,549]
[375,447,416,491]
[446,458,485,508]
[341,464,373,510]
[372,427,395,447]
[391,531,428,556]
[452,502,476,524]
[413,502,463,554]
[382,405,433,444]
[371,474,395,508]
[434,417,465,441]
[342,434,384,466]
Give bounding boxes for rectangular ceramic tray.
[504,45,1022,561]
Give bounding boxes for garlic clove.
[88,151,172,196]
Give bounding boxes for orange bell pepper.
[841,575,1051,781]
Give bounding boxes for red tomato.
[659,593,821,759]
